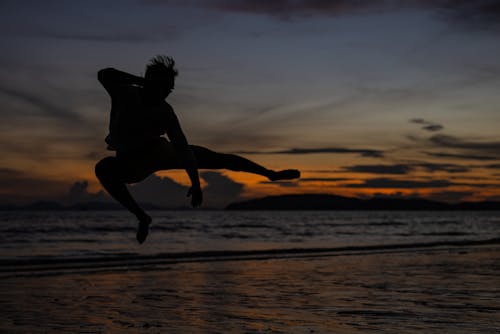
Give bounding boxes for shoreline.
[2,237,499,277]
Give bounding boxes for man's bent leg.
[95,157,152,243]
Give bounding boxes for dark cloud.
[415,162,469,173]
[433,0,500,30]
[343,164,411,175]
[259,180,300,187]
[345,178,452,189]
[0,169,109,205]
[454,181,500,188]
[129,171,245,208]
[0,85,82,121]
[422,124,444,132]
[424,151,498,161]
[197,0,500,30]
[0,169,245,208]
[278,148,384,158]
[341,162,469,175]
[205,0,385,19]
[0,168,70,204]
[260,177,352,187]
[299,177,351,182]
[0,167,19,177]
[38,28,178,43]
[485,163,500,169]
[410,118,444,132]
[0,168,61,190]
[63,180,108,204]
[130,174,189,208]
[429,134,500,154]
[410,133,500,160]
[234,147,384,158]
[0,133,103,163]
[200,171,245,208]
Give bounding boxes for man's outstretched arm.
[164,107,202,207]
[97,68,145,95]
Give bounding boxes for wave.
[220,223,275,229]
[1,237,499,277]
[317,221,407,228]
[420,232,470,236]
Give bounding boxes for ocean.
[1,210,499,272]
[1,211,499,333]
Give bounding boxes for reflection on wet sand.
[1,245,499,333]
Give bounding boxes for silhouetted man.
[95,56,300,243]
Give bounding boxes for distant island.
[225,194,500,211]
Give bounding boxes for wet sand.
[1,245,499,333]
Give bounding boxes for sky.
[1,0,500,207]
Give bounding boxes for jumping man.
[95,56,300,243]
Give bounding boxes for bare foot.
[268,169,301,181]
[136,215,152,244]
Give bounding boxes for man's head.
[144,55,178,99]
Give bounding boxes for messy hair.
[145,55,178,78]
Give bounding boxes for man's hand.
[186,186,203,208]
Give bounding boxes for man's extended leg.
[191,145,300,180]
[143,139,300,180]
[95,156,152,243]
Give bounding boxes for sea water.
[1,210,500,333]
[1,210,499,262]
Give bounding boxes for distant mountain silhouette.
[225,194,500,211]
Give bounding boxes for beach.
[1,243,499,333]
[3,0,500,331]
